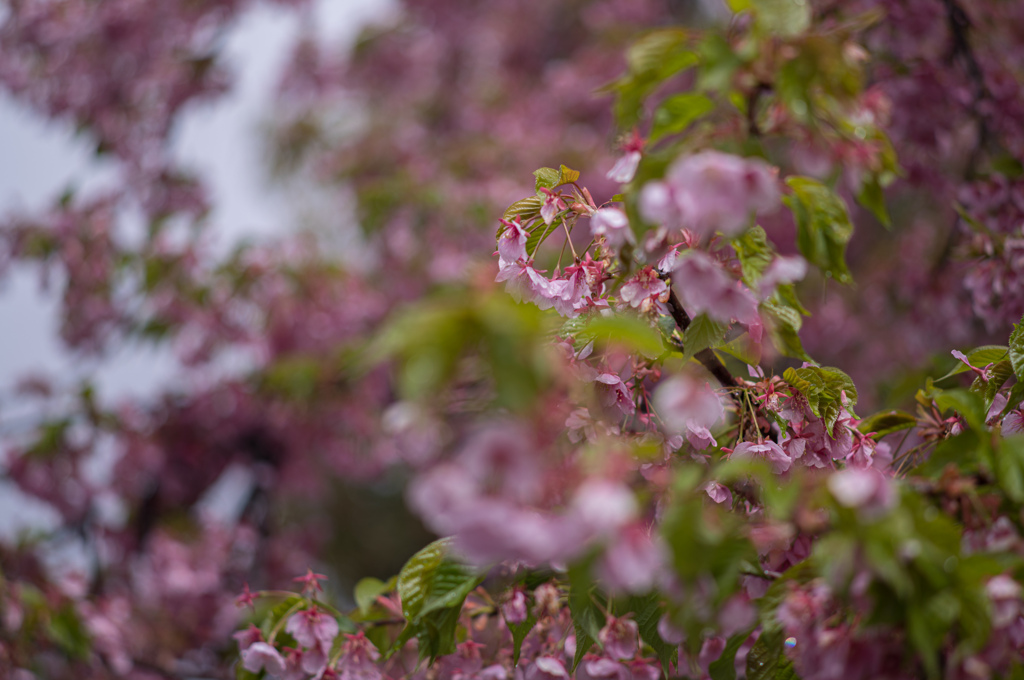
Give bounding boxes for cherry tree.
[2,1,1024,679]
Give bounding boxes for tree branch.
[666,288,738,392]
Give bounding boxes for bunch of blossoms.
[231,120,1024,679]
[0,1,705,675]
[8,1,1024,679]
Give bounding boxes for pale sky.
[0,0,397,540]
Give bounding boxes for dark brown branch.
[666,288,738,392]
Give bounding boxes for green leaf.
[733,226,774,287]
[627,29,691,76]
[627,594,677,673]
[709,628,755,680]
[857,410,917,438]
[783,365,858,431]
[398,538,452,621]
[533,167,561,191]
[583,314,665,358]
[696,33,743,92]
[606,29,698,127]
[784,177,855,284]
[969,359,1014,408]
[751,0,811,37]
[995,435,1024,503]
[1010,319,1024,380]
[683,314,729,361]
[354,577,394,615]
[507,611,538,667]
[938,345,1009,380]
[762,299,812,363]
[524,219,561,259]
[857,173,891,228]
[47,603,91,660]
[650,92,715,142]
[559,164,581,185]
[745,629,795,680]
[259,595,306,640]
[933,389,986,432]
[568,562,605,671]
[503,196,543,222]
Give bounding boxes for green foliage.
[46,603,91,660]
[857,409,917,439]
[502,195,543,223]
[650,92,715,143]
[734,0,812,38]
[354,576,396,616]
[373,291,552,411]
[533,164,580,191]
[568,561,605,671]
[817,491,1001,679]
[784,177,855,284]
[783,366,858,431]
[396,538,481,661]
[581,314,666,358]
[938,345,1009,380]
[626,593,677,673]
[745,630,798,680]
[682,313,729,361]
[709,628,756,680]
[604,29,699,128]
[506,610,538,667]
[762,298,813,363]
[1010,318,1024,380]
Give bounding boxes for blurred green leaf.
[751,0,811,37]
[354,576,395,616]
[857,410,917,438]
[650,93,715,142]
[785,177,855,284]
[583,314,665,358]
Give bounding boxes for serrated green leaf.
[733,226,774,287]
[683,314,728,361]
[857,410,917,438]
[969,360,1014,409]
[708,628,755,680]
[559,164,580,185]
[745,630,786,680]
[627,594,677,673]
[939,345,1009,380]
[783,366,858,431]
[398,538,452,621]
[650,92,714,142]
[785,177,854,284]
[503,196,543,222]
[524,219,561,259]
[1010,320,1024,380]
[533,167,561,191]
[761,297,812,363]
